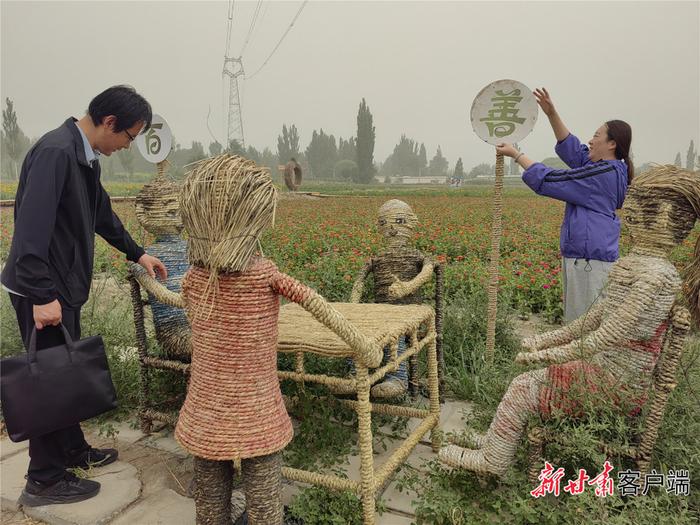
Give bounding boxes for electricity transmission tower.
[222,0,245,149]
[223,56,245,149]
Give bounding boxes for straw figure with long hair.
[334,199,436,398]
[131,155,378,524]
[133,165,191,360]
[439,165,699,476]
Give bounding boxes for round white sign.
[135,114,172,164]
[470,80,538,146]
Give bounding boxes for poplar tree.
[356,98,376,183]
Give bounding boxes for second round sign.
[135,114,173,164]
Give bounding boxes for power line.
[224,0,235,57]
[246,1,308,80]
[239,0,263,57]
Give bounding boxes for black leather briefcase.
[0,324,117,442]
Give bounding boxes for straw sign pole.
[485,152,505,361]
[470,80,538,364]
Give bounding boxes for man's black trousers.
[8,293,90,484]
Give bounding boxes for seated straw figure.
[133,168,190,360]
[439,165,700,477]
[336,199,435,398]
[131,155,380,525]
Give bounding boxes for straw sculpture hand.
[517,280,662,366]
[521,302,604,352]
[387,260,435,300]
[349,262,372,303]
[129,261,186,309]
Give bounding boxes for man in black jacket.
[1,85,167,506]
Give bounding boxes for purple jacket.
[522,134,628,262]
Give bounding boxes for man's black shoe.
[18,473,100,507]
[66,447,119,470]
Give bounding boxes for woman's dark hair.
[88,85,152,133]
[605,119,633,184]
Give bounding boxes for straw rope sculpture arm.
[349,261,372,303]
[515,279,661,366]
[521,301,605,352]
[272,271,383,368]
[387,256,435,300]
[128,261,186,309]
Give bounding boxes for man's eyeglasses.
[123,129,136,142]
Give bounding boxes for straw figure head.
[180,154,277,273]
[378,199,418,249]
[623,164,700,324]
[135,170,183,236]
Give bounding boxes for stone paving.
[0,399,473,525]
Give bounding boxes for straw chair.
[128,270,191,433]
[406,263,445,400]
[526,303,691,484]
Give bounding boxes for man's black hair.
[88,85,152,133]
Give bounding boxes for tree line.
[3,97,698,184]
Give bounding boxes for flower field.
[2,187,696,323]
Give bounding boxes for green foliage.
[453,158,465,180]
[337,136,356,162]
[288,487,368,525]
[674,152,682,167]
[0,292,23,358]
[116,147,135,177]
[278,124,301,164]
[189,140,206,163]
[281,381,357,471]
[686,140,696,171]
[428,145,449,177]
[467,162,493,179]
[209,141,223,156]
[1,98,31,180]
[440,285,521,403]
[381,134,426,178]
[227,139,246,156]
[306,129,338,180]
[245,144,261,164]
[401,458,697,525]
[355,98,376,183]
[334,159,358,181]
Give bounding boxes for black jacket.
[1,118,144,308]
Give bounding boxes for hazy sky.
[1,0,699,170]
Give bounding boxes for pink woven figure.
[132,155,379,524]
[439,166,700,477]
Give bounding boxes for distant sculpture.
[439,165,700,476]
[342,199,436,398]
[284,158,302,191]
[132,155,377,524]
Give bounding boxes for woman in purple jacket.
[496,88,633,323]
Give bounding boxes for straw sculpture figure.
[131,154,379,525]
[333,200,436,398]
[134,168,191,360]
[283,158,302,191]
[439,165,700,477]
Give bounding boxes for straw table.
[277,302,441,525]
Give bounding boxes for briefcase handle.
[27,323,75,366]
